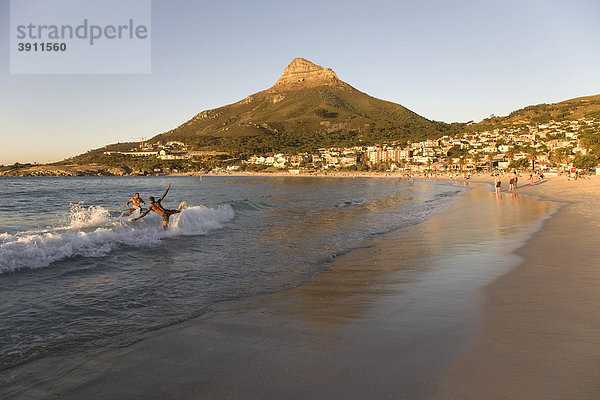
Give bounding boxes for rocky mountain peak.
[272,58,342,88]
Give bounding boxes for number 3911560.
[18,42,67,52]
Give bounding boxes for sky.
[1,0,599,164]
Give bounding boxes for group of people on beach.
[494,171,544,194]
[494,171,519,194]
[125,183,184,229]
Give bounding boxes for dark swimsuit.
[162,209,180,222]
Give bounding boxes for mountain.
[73,57,598,162]
[149,58,456,154]
[476,94,600,128]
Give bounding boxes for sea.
[0,176,468,374]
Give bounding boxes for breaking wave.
[0,204,235,273]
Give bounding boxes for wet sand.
[3,179,592,399]
[431,175,600,399]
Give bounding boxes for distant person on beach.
[494,174,502,193]
[529,174,535,186]
[509,175,515,191]
[126,193,145,216]
[131,183,185,229]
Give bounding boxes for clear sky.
[1,0,599,164]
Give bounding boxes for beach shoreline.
[430,174,600,399]
[2,175,598,399]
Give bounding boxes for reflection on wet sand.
[271,184,557,332]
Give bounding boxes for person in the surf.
[125,193,145,216]
[130,183,185,229]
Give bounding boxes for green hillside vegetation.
[150,84,463,155]
[471,94,600,131]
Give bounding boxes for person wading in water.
[131,183,184,229]
[125,193,145,216]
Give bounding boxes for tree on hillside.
[524,146,538,170]
[447,145,467,158]
[505,148,518,162]
[572,154,598,170]
[472,153,482,170]
[485,152,497,172]
[508,158,530,170]
[549,148,570,167]
[579,132,600,156]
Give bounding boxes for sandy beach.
[431,174,600,399]
[2,174,599,399]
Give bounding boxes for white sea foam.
[0,205,234,273]
[68,203,112,229]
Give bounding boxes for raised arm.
[131,207,151,222]
[159,183,171,202]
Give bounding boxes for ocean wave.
[228,199,273,212]
[0,204,234,274]
[68,203,112,229]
